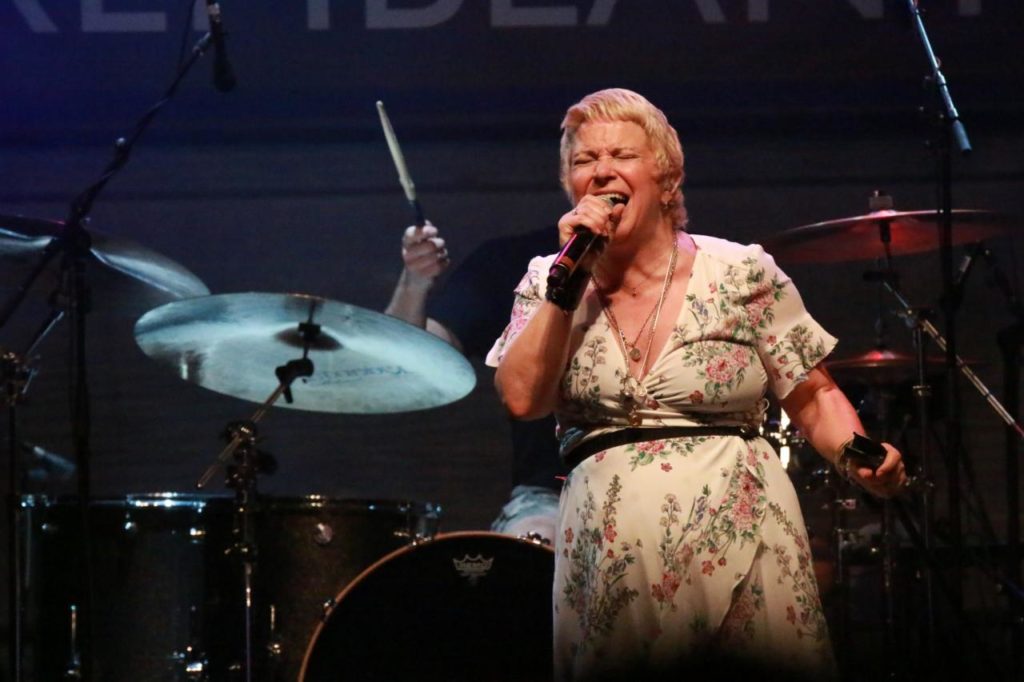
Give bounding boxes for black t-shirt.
[427,227,567,490]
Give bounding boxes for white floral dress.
[486,235,838,680]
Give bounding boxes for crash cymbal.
[134,292,476,414]
[825,348,959,383]
[764,209,1015,264]
[1,214,209,300]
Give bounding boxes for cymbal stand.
[194,358,311,682]
[884,278,1024,664]
[3,350,31,682]
[3,304,78,680]
[196,307,320,682]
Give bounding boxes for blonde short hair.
[559,88,687,229]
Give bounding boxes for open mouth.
[599,193,628,206]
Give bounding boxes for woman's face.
[568,119,670,243]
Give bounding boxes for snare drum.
[299,531,555,682]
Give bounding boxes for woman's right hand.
[556,195,624,247]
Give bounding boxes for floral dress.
[486,235,837,680]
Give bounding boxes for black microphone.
[205,0,236,92]
[548,195,626,289]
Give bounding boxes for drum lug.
[173,605,210,681]
[266,603,284,661]
[312,522,334,546]
[63,604,82,680]
[321,597,336,620]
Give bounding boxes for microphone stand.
[904,0,973,648]
[0,29,223,681]
[982,244,1024,677]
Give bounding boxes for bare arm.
[780,366,907,497]
[493,197,625,420]
[383,222,462,351]
[494,301,575,420]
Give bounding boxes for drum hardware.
[172,606,211,681]
[521,531,552,546]
[759,206,1013,265]
[767,183,1021,675]
[64,604,82,680]
[1,19,220,677]
[130,291,462,681]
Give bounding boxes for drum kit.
[1,211,561,681]
[2,196,1015,680]
[761,197,1022,672]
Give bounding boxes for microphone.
[205,0,236,92]
[548,194,626,289]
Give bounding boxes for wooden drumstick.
[376,100,425,227]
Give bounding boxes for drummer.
[385,224,566,543]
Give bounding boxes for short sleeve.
[484,254,553,368]
[747,246,838,399]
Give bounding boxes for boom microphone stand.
[903,0,972,664]
[0,29,225,681]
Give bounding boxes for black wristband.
[545,266,590,311]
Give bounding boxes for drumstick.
[376,101,426,227]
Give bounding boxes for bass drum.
[300,532,555,682]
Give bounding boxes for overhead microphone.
[548,194,626,289]
[205,0,236,92]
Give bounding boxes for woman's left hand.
[844,442,908,498]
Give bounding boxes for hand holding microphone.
[546,194,626,311]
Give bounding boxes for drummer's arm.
[384,222,463,351]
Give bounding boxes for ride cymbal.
[764,209,1015,264]
[134,292,476,414]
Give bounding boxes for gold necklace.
[592,240,674,361]
[595,238,678,425]
[596,294,657,362]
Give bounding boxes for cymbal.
[1,214,209,300]
[826,348,954,383]
[764,209,1015,264]
[134,292,476,414]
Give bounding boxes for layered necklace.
[593,237,678,426]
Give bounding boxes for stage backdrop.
[3,0,1021,143]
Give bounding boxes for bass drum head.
[300,531,554,682]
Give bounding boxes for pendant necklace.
[595,238,678,425]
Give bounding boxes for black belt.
[562,425,758,471]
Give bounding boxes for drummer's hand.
[556,195,625,251]
[401,221,449,287]
[848,443,908,498]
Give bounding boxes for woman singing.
[487,88,907,680]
